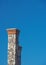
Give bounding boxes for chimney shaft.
[7,28,22,65]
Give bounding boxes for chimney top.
[6,28,20,34]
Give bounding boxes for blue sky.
[0,0,46,65]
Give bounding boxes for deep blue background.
[0,0,46,65]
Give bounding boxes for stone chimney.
[7,28,22,65]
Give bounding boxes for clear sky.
[0,0,46,65]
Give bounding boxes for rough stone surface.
[8,34,16,65]
[8,33,22,65]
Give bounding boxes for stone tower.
[7,28,22,65]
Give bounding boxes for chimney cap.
[6,28,17,30]
[6,28,20,34]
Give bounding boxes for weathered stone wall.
[8,34,16,65]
